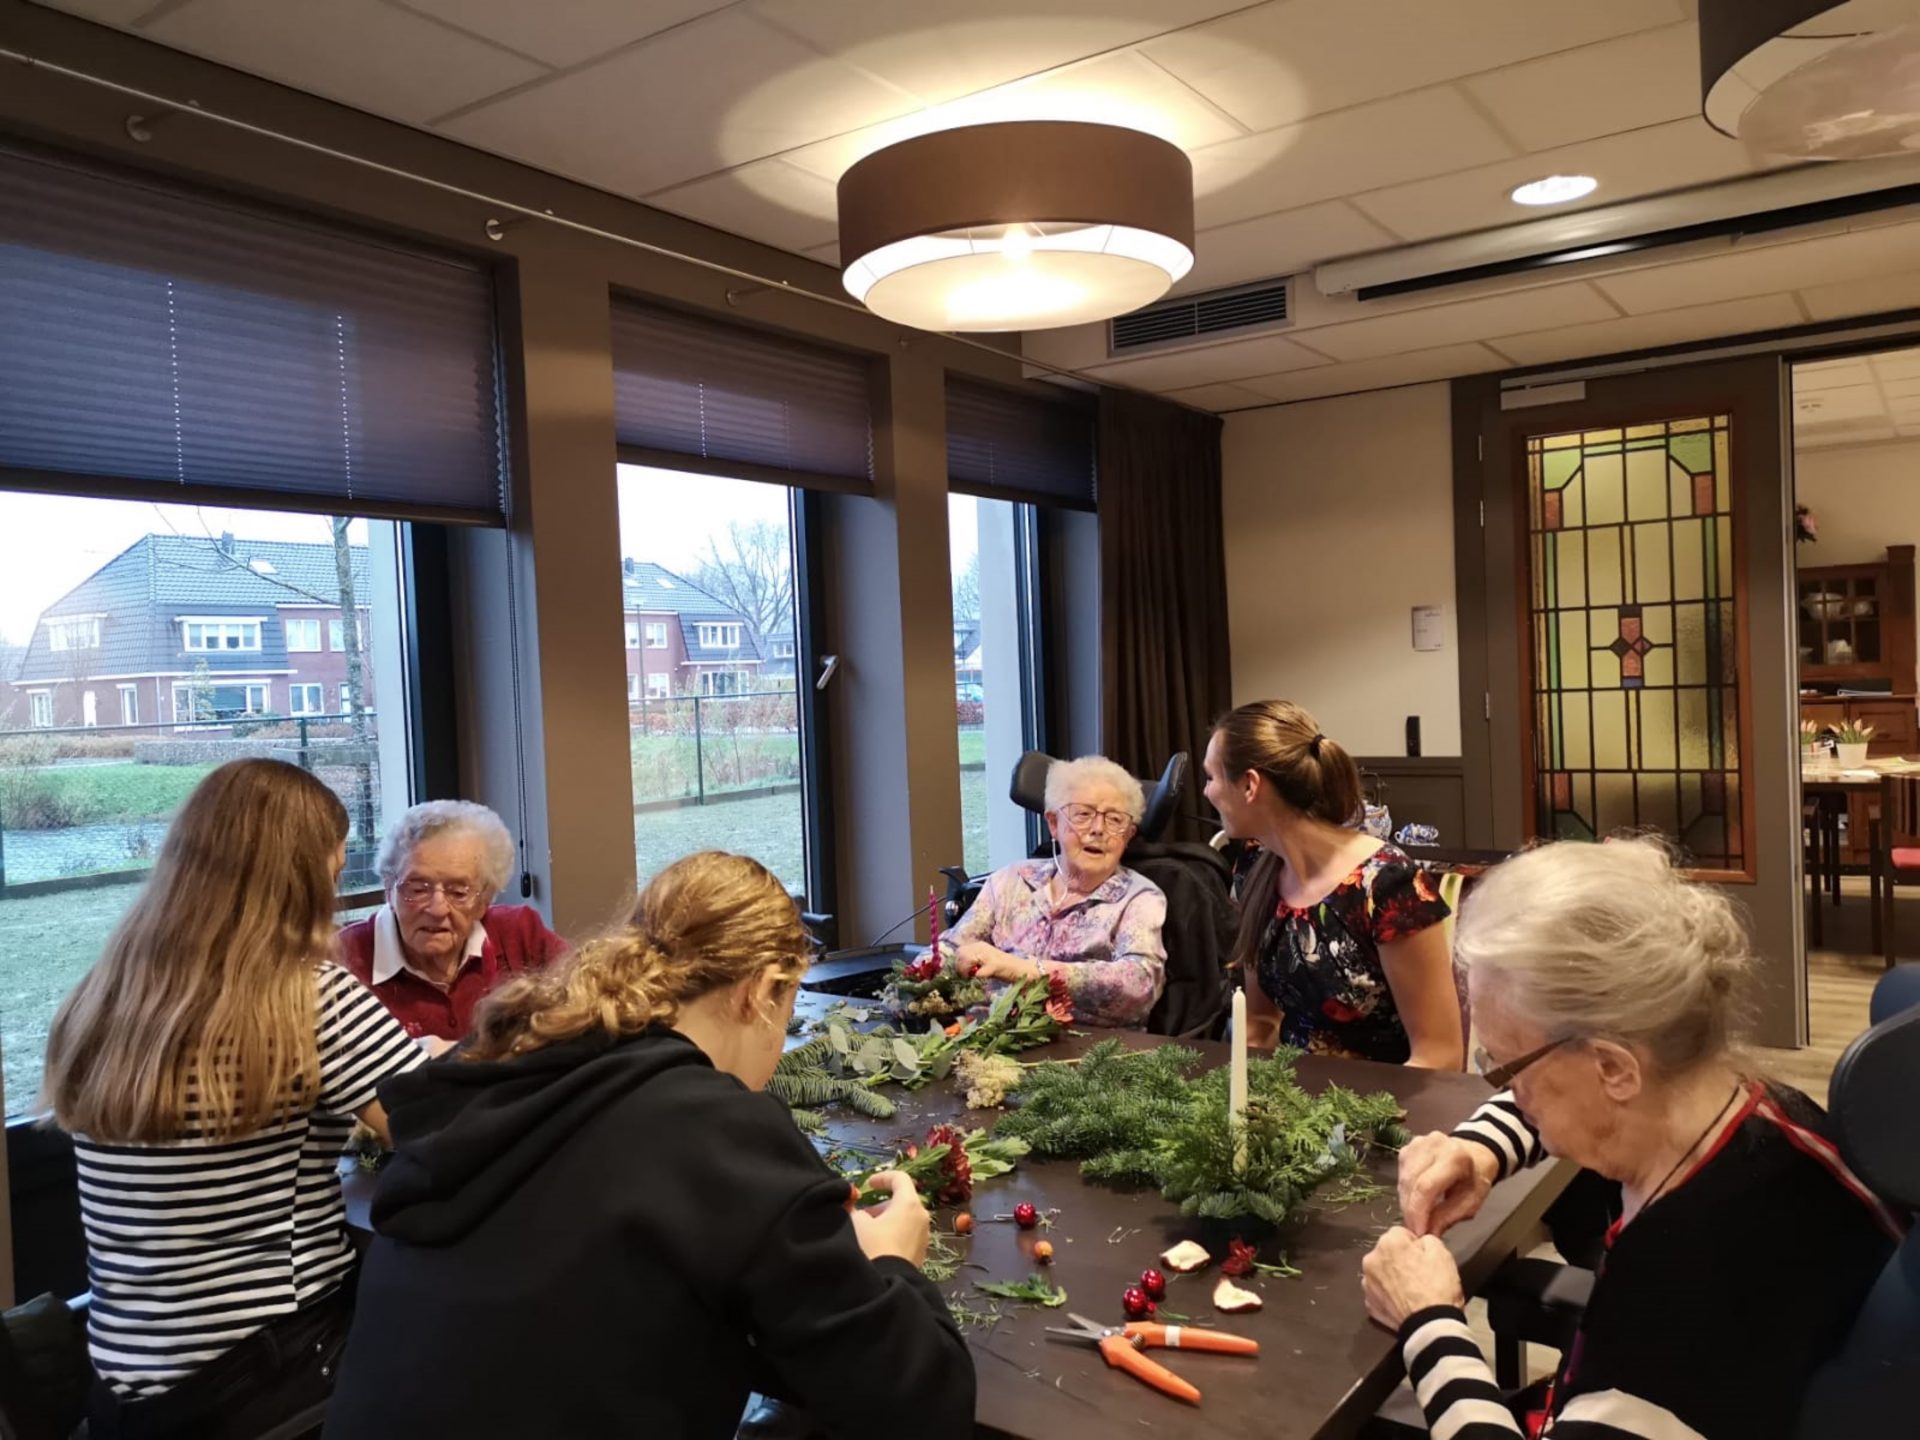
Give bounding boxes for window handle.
[815,654,839,691]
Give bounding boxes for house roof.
[620,559,766,664]
[12,534,369,688]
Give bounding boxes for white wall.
[1222,383,1461,757]
[1794,437,1920,678]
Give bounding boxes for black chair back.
[1795,971,1920,1435]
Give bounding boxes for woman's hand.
[1398,1132,1500,1237]
[1361,1226,1465,1331]
[956,941,1041,984]
[849,1171,931,1269]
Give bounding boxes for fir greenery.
[995,1040,1409,1225]
[767,1036,898,1120]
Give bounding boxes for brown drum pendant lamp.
[836,121,1195,332]
[1701,0,1920,160]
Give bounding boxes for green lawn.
[4,761,215,828]
[0,880,141,1113]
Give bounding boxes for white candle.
[1229,986,1249,1174]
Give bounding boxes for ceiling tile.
[437,10,919,197]
[1464,23,1701,152]
[1292,283,1617,362]
[1081,332,1330,391]
[1794,384,1888,423]
[1797,423,1899,448]
[1596,221,1920,315]
[1189,88,1517,231]
[645,160,841,250]
[1872,349,1920,380]
[1349,119,1755,243]
[1138,0,1681,134]
[1173,202,1397,296]
[1496,293,1804,366]
[1161,381,1276,411]
[393,0,731,68]
[804,240,842,266]
[26,0,166,22]
[141,0,546,125]
[1794,359,1877,391]
[1797,266,1920,323]
[747,0,1247,106]
[782,50,1245,185]
[1234,343,1507,403]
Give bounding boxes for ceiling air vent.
[1109,278,1292,355]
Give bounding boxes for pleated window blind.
[945,377,1096,511]
[0,144,504,521]
[610,298,874,491]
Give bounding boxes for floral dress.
[1248,843,1450,1062]
[934,859,1166,1027]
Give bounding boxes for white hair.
[1454,836,1753,1075]
[375,800,515,898]
[1044,755,1146,824]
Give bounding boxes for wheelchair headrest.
[1827,997,1920,1211]
[1870,963,1920,1026]
[1006,750,1190,843]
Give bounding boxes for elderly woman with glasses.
[928,755,1166,1028]
[1360,838,1899,1440]
[338,801,567,1043]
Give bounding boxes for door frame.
[1454,356,1804,1047]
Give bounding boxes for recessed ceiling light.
[1510,174,1599,207]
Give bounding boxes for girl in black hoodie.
[326,851,975,1440]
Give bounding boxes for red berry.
[1140,1268,1167,1300]
[1013,1203,1039,1230]
[1122,1286,1152,1320]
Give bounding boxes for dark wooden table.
[344,996,1570,1439]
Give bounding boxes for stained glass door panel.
[1526,418,1743,870]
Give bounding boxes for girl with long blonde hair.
[326,850,975,1440]
[43,758,423,1440]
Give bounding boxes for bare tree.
[331,517,369,744]
[951,551,981,625]
[691,520,794,660]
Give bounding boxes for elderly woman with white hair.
[932,755,1166,1028]
[1361,837,1899,1439]
[337,801,567,1042]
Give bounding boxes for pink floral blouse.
[932,859,1167,1028]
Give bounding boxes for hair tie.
[1309,733,1325,756]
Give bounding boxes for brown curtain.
[1097,389,1231,840]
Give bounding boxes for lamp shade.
[1702,0,1920,160]
[836,121,1195,333]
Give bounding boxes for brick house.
[620,558,771,703]
[0,533,372,731]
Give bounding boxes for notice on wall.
[1412,605,1444,653]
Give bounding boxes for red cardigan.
[336,904,567,1042]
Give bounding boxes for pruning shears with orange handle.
[1043,1313,1259,1405]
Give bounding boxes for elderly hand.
[956,941,1042,984]
[1398,1131,1500,1237]
[1361,1226,1465,1332]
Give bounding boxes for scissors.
[1043,1313,1259,1405]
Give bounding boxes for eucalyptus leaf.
[891,1038,922,1071]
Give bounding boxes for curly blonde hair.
[464,851,809,1062]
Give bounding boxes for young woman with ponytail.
[1203,700,1464,1068]
[326,850,974,1440]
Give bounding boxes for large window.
[285,617,322,652]
[1524,417,1745,871]
[949,494,1046,876]
[618,464,813,899]
[0,494,414,1116]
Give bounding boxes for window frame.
[45,615,102,651]
[624,620,641,650]
[644,620,669,649]
[28,690,52,728]
[696,621,743,650]
[645,670,671,699]
[118,683,138,726]
[180,617,264,653]
[626,671,640,702]
[289,682,325,716]
[284,617,323,652]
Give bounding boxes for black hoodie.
[324,1027,975,1439]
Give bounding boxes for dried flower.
[1044,971,1075,1025]
[924,1123,973,1205]
[955,1051,1022,1109]
[1221,1237,1259,1278]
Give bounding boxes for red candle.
[928,884,942,960]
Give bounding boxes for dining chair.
[1874,773,1920,969]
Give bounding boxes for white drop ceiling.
[30,0,1920,410]
[1793,346,1920,450]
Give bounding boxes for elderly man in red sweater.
[338,801,567,1043]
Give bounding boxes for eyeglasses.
[1059,803,1136,835]
[1473,1036,1571,1089]
[395,879,481,906]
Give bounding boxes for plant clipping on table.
[880,946,987,1019]
[995,1040,1407,1225]
[824,972,1071,1091]
[843,1124,1030,1208]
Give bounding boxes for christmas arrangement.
[816,971,1071,1093]
[993,1038,1407,1225]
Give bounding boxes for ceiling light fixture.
[836,121,1194,333]
[1702,0,1920,160]
[1510,174,1601,207]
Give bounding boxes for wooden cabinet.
[1797,545,1916,693]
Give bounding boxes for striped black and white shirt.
[74,962,423,1398]
[1403,1084,1900,1438]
